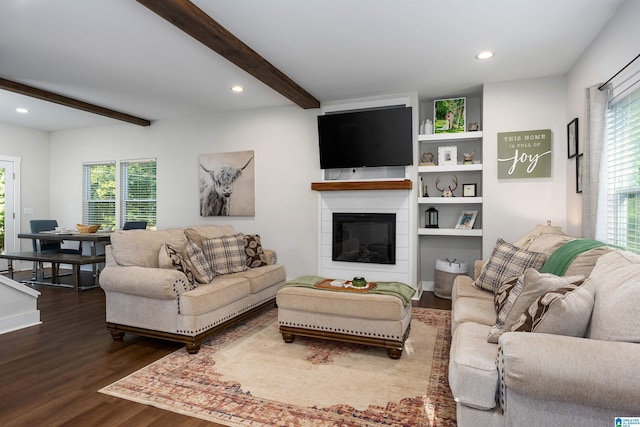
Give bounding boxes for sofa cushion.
[564,246,613,278]
[244,234,269,268]
[587,250,640,342]
[512,280,594,337]
[452,296,497,332]
[158,243,197,290]
[474,239,546,294]
[225,264,286,294]
[179,276,250,316]
[203,233,249,276]
[185,239,214,284]
[449,322,500,410]
[110,228,188,268]
[453,275,494,301]
[488,269,584,343]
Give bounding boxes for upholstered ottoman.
[276,276,414,359]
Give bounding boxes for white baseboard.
[0,311,41,335]
[421,280,435,292]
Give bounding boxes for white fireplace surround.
[316,93,419,294]
[317,189,414,289]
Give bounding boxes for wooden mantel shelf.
[311,179,412,191]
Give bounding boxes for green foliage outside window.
[122,161,156,228]
[86,163,116,229]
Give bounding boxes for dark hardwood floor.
[0,269,450,426]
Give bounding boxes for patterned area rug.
[100,307,456,426]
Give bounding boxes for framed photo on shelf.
[438,146,457,165]
[462,183,477,197]
[576,153,584,193]
[455,210,478,229]
[567,118,578,158]
[434,97,466,134]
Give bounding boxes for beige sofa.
[448,225,640,426]
[99,225,286,353]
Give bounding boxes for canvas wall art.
[497,129,552,179]
[199,150,255,216]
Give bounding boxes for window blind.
[120,159,156,228]
[605,87,640,253]
[83,163,116,229]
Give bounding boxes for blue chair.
[30,219,81,282]
[122,221,147,230]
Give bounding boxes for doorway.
[0,158,20,272]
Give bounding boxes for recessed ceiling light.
[16,107,29,114]
[475,51,495,60]
[231,86,244,93]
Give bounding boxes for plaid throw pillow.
[474,238,546,294]
[185,239,214,283]
[244,234,269,268]
[203,233,249,276]
[158,244,198,290]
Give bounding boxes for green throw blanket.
[540,239,605,276]
[280,276,416,306]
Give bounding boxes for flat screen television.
[317,106,413,169]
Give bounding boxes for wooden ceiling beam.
[136,0,320,109]
[0,78,151,127]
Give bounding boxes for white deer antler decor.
[435,176,458,197]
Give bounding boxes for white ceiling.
[0,0,625,131]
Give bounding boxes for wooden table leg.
[72,265,80,292]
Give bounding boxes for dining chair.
[122,221,147,230]
[29,219,81,282]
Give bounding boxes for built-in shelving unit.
[416,94,484,293]
[417,131,483,234]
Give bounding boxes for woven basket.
[76,224,100,233]
[434,259,468,299]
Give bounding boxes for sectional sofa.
[448,224,640,426]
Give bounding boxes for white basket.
[434,259,468,299]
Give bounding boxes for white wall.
[565,0,640,236]
[0,122,50,251]
[48,106,321,279]
[482,76,568,256]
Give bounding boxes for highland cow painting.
[199,150,255,216]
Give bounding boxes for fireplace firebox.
[332,213,396,265]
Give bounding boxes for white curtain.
[581,83,612,239]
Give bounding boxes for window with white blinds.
[120,159,156,228]
[83,163,116,229]
[605,87,640,253]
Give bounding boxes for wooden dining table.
[17,231,112,257]
[7,231,113,290]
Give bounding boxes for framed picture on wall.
[567,118,578,158]
[576,153,584,193]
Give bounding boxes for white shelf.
[418,227,483,237]
[418,131,483,143]
[418,164,482,173]
[418,197,482,204]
